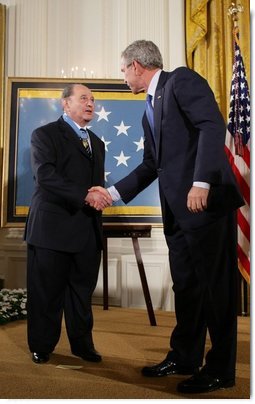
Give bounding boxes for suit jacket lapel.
[153,71,171,159]
[154,88,164,159]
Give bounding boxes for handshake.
[85,186,113,211]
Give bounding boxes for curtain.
[185,0,250,121]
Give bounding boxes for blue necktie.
[80,128,92,158]
[146,94,155,136]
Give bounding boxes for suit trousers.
[26,230,101,354]
[165,211,238,379]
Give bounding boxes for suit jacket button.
[157,168,162,172]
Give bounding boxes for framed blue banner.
[1,78,162,227]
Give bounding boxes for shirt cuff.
[107,186,121,202]
[193,181,210,190]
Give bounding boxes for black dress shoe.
[72,348,102,362]
[32,352,50,364]
[177,368,235,393]
[142,359,197,377]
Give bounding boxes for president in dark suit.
[91,40,244,394]
[25,84,112,365]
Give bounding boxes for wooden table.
[102,224,157,326]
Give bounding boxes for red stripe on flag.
[237,245,250,276]
[225,146,250,205]
[225,146,234,166]
[231,165,250,205]
[225,134,250,170]
[243,145,250,169]
[237,209,250,242]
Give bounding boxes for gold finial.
[228,2,244,21]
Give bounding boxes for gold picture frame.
[1,77,162,227]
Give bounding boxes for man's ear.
[61,98,69,111]
[133,60,144,75]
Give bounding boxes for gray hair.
[121,40,163,70]
[61,83,86,99]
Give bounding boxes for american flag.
[225,25,250,283]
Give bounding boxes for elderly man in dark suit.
[91,40,244,394]
[25,84,112,365]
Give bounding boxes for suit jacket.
[115,67,244,231]
[25,116,105,252]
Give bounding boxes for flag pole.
[227,1,249,316]
[228,1,245,156]
[228,2,244,42]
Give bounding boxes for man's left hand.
[187,186,209,213]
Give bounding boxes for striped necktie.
[80,128,92,158]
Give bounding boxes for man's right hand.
[85,187,112,211]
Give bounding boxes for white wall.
[2,0,186,78]
[0,0,185,311]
